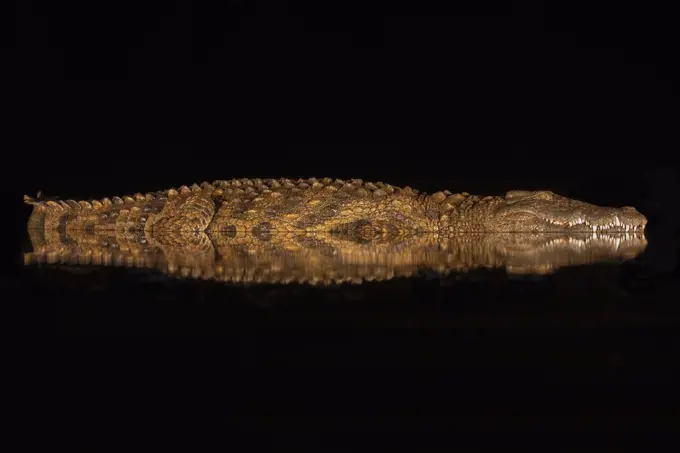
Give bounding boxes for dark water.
[8,216,679,441]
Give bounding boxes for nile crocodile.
[23,178,648,243]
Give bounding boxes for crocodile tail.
[23,194,39,205]
[23,193,69,230]
[24,194,45,229]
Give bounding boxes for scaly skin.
[24,226,648,283]
[23,178,648,244]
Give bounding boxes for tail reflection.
[24,228,647,284]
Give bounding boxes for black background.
[8,0,680,446]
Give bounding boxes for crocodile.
[23,178,648,243]
[24,226,647,283]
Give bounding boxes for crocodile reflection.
[23,225,647,284]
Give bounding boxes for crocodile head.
[486,190,647,232]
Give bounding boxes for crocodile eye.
[534,191,554,200]
[505,190,533,200]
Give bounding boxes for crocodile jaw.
[485,190,647,232]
